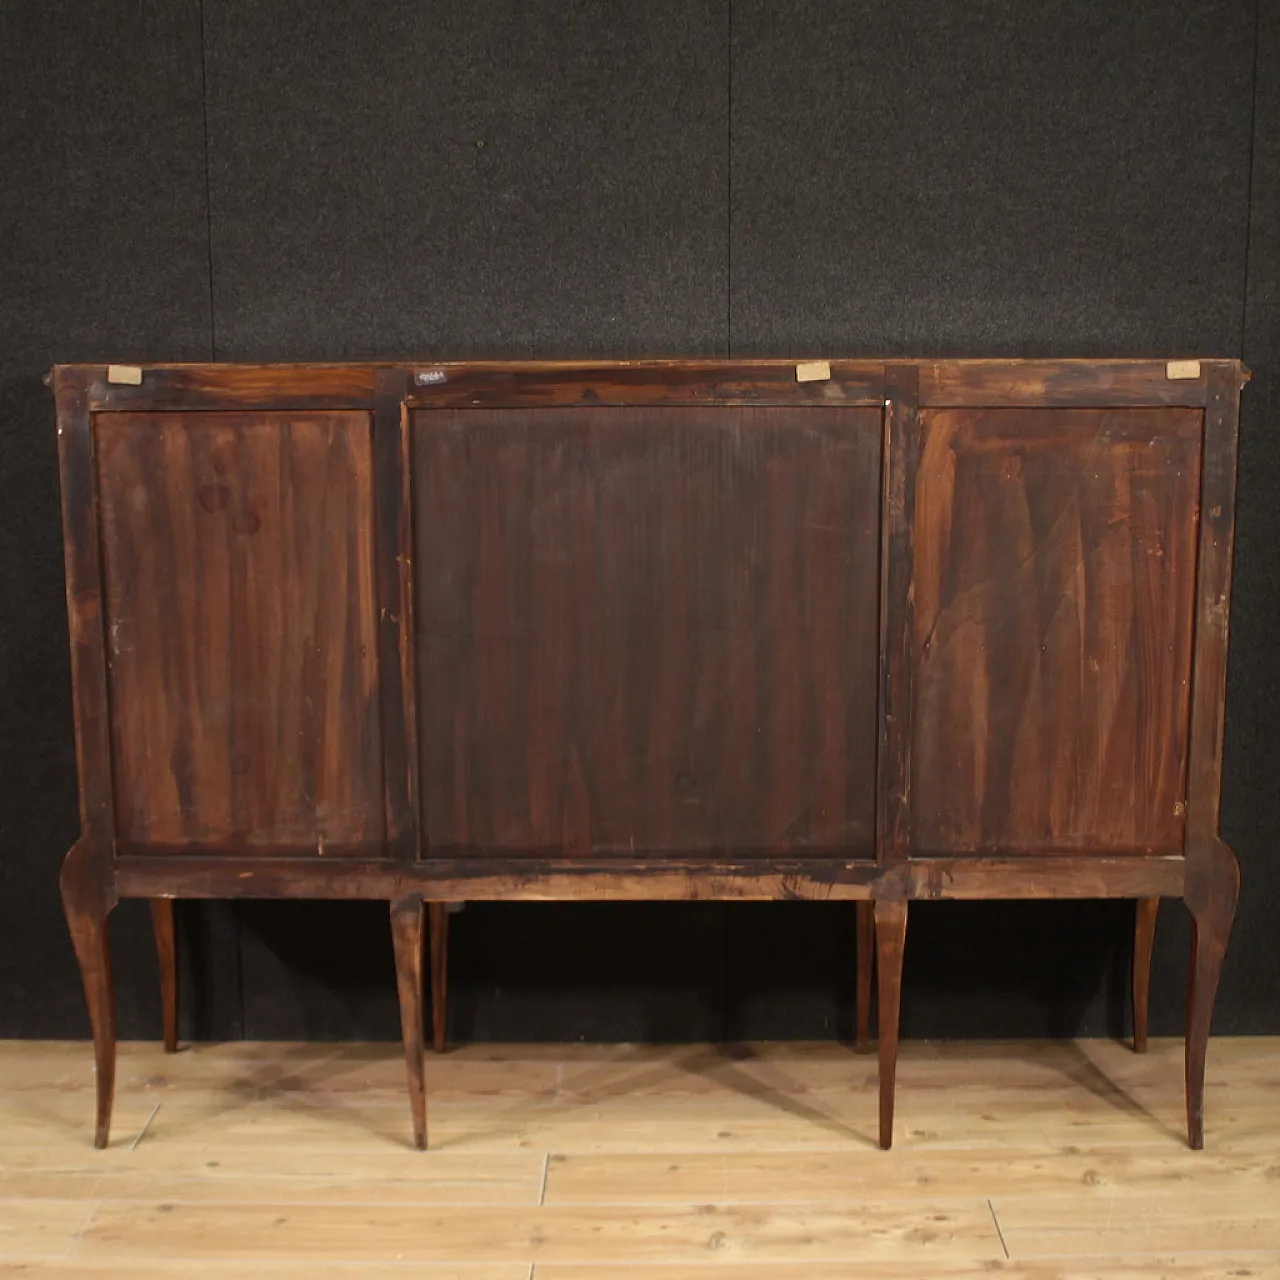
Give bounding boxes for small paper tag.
[415,368,447,386]
[795,360,831,383]
[106,364,143,385]
[1166,360,1201,380]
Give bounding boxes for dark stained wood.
[855,900,874,1051]
[911,407,1202,856]
[873,899,908,1150]
[94,411,385,855]
[1185,364,1243,862]
[85,365,379,412]
[429,902,448,1054]
[1132,897,1159,1053]
[918,359,1229,408]
[51,358,1248,1153]
[877,364,921,867]
[1184,840,1240,1149]
[150,899,179,1053]
[406,361,885,407]
[374,371,419,861]
[60,839,117,1148]
[415,405,882,858]
[390,898,427,1149]
[53,371,116,850]
[111,853,1184,901]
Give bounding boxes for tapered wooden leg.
[60,840,117,1149]
[874,900,908,1151]
[856,900,874,1051]
[1185,843,1240,1150]
[1132,897,1158,1053]
[428,902,449,1054]
[150,899,179,1053]
[390,897,427,1150]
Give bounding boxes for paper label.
[795,360,831,383]
[106,364,143,385]
[1165,360,1201,380]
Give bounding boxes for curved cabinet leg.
[1184,842,1240,1150]
[60,840,117,1149]
[856,901,874,1051]
[150,899,180,1054]
[429,902,449,1054]
[874,900,908,1151]
[1132,897,1158,1053]
[390,897,427,1150]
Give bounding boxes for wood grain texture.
[149,899,179,1053]
[94,411,385,855]
[415,406,882,858]
[911,407,1203,856]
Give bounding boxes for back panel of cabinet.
[910,407,1202,855]
[413,405,882,857]
[94,411,386,855]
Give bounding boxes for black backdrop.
[2,0,1276,1044]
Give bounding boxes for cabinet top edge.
[47,358,1250,413]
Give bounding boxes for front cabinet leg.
[150,899,180,1053]
[390,897,427,1150]
[429,902,449,1054]
[855,901,874,1051]
[1132,897,1159,1053]
[874,900,908,1150]
[60,840,117,1149]
[1185,843,1240,1150]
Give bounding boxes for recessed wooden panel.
[414,406,882,857]
[95,412,385,854]
[911,408,1202,855]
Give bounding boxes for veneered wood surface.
[911,407,1203,856]
[94,411,386,854]
[414,405,882,857]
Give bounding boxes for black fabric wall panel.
[1212,0,1280,1036]
[0,1,242,1040]
[203,0,729,359]
[2,0,1274,1045]
[730,0,1255,355]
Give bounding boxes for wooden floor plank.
[543,1146,1278,1204]
[0,1038,1277,1272]
[531,1260,1280,1279]
[0,1199,95,1262]
[72,1200,1001,1265]
[995,1188,1280,1257]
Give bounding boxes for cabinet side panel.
[414,405,882,856]
[911,407,1202,855]
[95,411,385,854]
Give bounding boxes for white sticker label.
[795,360,831,383]
[106,364,143,385]
[415,368,447,386]
[1166,360,1201,380]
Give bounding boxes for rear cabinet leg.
[855,901,874,1051]
[150,899,180,1053]
[1184,843,1240,1150]
[873,900,909,1150]
[429,902,449,1054]
[60,841,117,1149]
[390,897,428,1150]
[1132,897,1159,1053]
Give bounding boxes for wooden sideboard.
[51,358,1246,1151]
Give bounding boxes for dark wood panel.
[911,407,1202,855]
[95,411,385,854]
[916,360,1238,407]
[414,406,882,857]
[109,853,1185,903]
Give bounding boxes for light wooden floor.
[0,1036,1277,1277]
